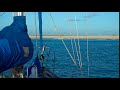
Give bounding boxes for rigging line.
[66,14,79,78]
[74,14,83,77]
[85,18,90,77]
[49,12,77,65]
[66,14,76,64]
[0,12,5,16]
[71,35,76,62]
[75,15,83,72]
[73,32,79,64]
[34,12,38,56]
[12,12,14,16]
[61,39,77,65]
[53,51,56,73]
[72,17,79,63]
[67,13,83,71]
[49,12,57,32]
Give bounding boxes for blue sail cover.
[0,16,33,73]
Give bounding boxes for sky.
[0,12,119,36]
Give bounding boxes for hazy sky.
[0,12,119,35]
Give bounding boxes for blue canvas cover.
[0,16,33,73]
[33,57,42,77]
[27,57,42,78]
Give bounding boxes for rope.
[49,12,77,65]
[53,51,56,73]
[66,14,76,64]
[34,12,39,56]
[62,39,77,65]
[74,15,83,77]
[49,12,57,32]
[67,13,83,76]
[87,33,90,77]
[84,13,95,77]
[0,12,5,16]
[85,18,90,77]
[66,13,83,77]
[70,36,76,62]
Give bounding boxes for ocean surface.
[3,39,119,78]
[27,39,119,78]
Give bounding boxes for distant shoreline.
[29,35,119,40]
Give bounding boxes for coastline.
[29,35,119,40]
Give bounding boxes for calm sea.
[28,39,119,78]
[3,39,119,78]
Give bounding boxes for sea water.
[2,39,119,78]
[30,39,119,78]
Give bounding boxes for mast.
[38,12,43,54]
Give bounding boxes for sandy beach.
[29,35,119,39]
